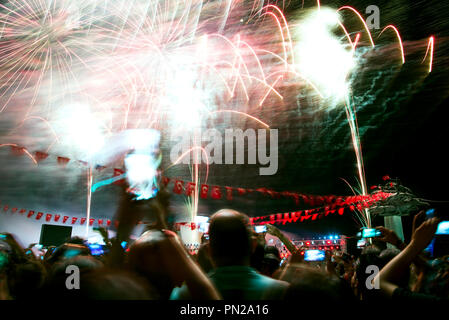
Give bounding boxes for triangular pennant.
[57,156,70,167]
[34,151,49,162]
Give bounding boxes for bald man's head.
[208,209,252,267]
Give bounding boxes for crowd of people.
[1,189,448,303]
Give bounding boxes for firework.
[0,0,437,231]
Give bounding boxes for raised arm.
[374,217,440,297]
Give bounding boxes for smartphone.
[125,153,161,200]
[87,243,106,256]
[361,228,382,238]
[436,221,449,235]
[255,225,267,233]
[304,249,325,262]
[357,239,366,248]
[426,208,436,218]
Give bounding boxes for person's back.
[171,209,289,300]
[207,265,288,299]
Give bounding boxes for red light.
[306,242,310,246]
[330,246,334,250]
[327,241,331,244]
[300,251,304,255]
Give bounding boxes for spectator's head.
[208,209,252,267]
[283,264,355,303]
[418,258,449,299]
[355,246,382,300]
[42,255,103,300]
[127,230,179,299]
[78,269,154,300]
[65,236,85,246]
[7,260,46,300]
[250,239,266,272]
[260,246,281,277]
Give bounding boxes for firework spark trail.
[379,25,405,64]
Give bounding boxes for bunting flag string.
[0,190,393,229]
[2,143,393,206]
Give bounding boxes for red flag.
[275,213,282,224]
[98,219,103,226]
[10,145,25,156]
[27,210,35,218]
[3,205,8,212]
[35,212,43,220]
[71,217,78,224]
[211,186,222,200]
[224,187,233,201]
[57,156,70,167]
[283,212,293,224]
[80,218,86,225]
[292,211,301,222]
[34,151,48,162]
[106,219,111,227]
[301,213,312,222]
[45,214,52,222]
[173,180,184,194]
[200,184,209,199]
[62,216,69,223]
[11,208,18,214]
[269,214,276,224]
[54,214,61,222]
[19,209,26,214]
[89,218,95,226]
[237,188,246,196]
[185,182,196,196]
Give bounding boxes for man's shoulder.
[254,272,290,289]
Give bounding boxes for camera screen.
[436,221,449,235]
[304,250,325,261]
